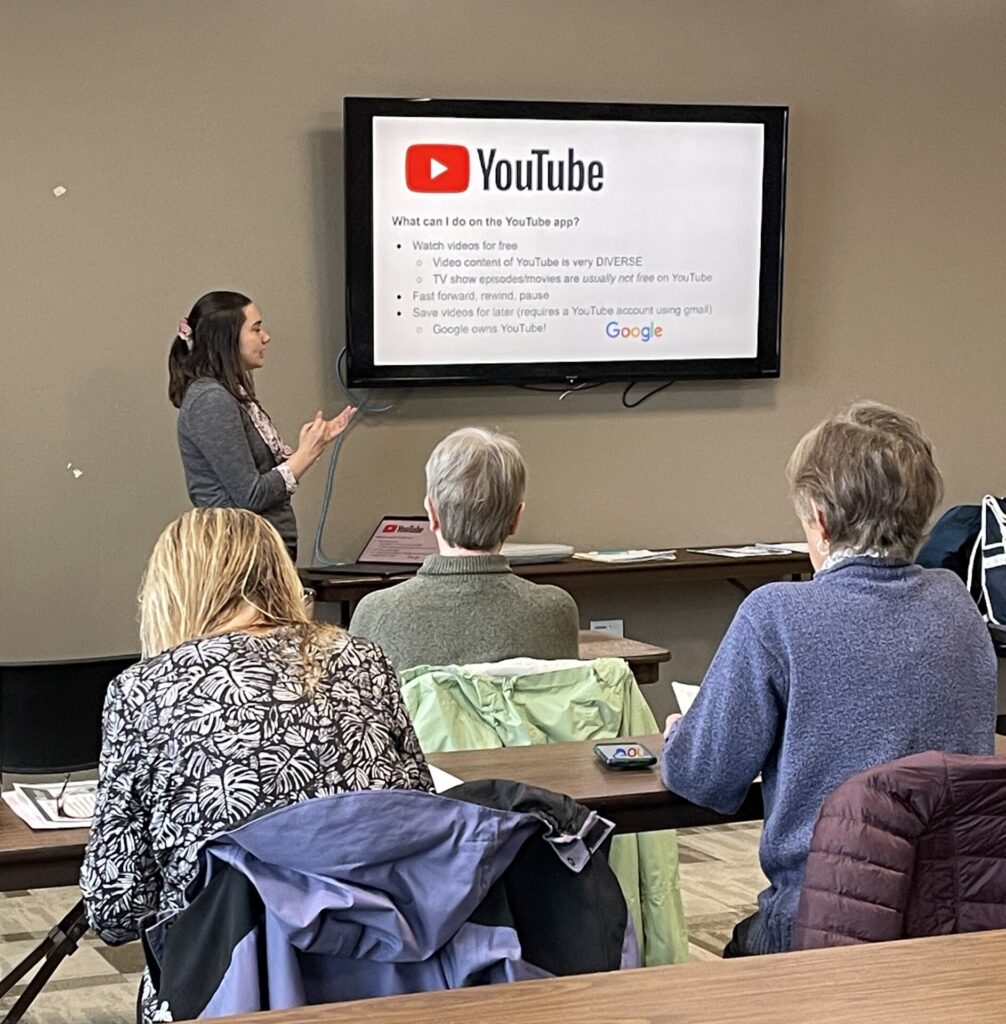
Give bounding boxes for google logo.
[605,320,664,342]
[614,746,645,757]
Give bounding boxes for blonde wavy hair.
[139,509,343,686]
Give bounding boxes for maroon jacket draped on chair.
[793,750,1006,949]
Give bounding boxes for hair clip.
[178,317,193,350]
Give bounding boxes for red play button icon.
[405,144,470,192]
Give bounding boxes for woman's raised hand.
[288,406,359,481]
[298,411,331,459]
[324,405,356,442]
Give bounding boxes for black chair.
[0,654,137,1024]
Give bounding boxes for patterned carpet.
[0,822,764,1022]
[677,821,764,960]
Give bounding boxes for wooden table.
[576,629,671,684]
[301,549,812,624]
[0,733,754,893]
[434,734,762,833]
[6,735,1003,895]
[0,808,88,891]
[180,929,1006,1024]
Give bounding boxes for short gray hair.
[786,401,943,559]
[425,427,526,550]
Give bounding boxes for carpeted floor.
[0,821,764,1022]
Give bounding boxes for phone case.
[593,743,657,769]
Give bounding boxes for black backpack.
[917,504,981,581]
[918,499,1006,626]
[966,496,1006,627]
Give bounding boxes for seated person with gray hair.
[660,401,996,960]
[349,427,579,670]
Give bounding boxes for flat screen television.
[344,97,787,387]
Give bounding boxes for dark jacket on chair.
[141,781,636,1020]
[793,750,1006,949]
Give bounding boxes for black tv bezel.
[344,96,787,388]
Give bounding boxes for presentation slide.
[371,116,765,366]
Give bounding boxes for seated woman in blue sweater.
[660,402,997,957]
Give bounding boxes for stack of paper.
[687,542,809,558]
[2,780,96,829]
[573,549,677,563]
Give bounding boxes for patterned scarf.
[239,388,292,463]
[821,547,890,571]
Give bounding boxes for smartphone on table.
[593,742,657,770]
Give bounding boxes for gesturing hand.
[663,713,682,739]
[324,404,356,442]
[298,411,331,459]
[289,405,360,481]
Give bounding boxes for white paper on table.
[429,765,463,793]
[688,542,812,558]
[3,781,96,829]
[758,541,810,554]
[16,780,96,822]
[687,546,773,558]
[573,549,677,563]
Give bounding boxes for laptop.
[332,515,438,576]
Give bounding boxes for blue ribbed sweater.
[660,558,997,954]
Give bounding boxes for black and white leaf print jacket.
[81,628,433,945]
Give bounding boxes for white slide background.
[372,116,765,365]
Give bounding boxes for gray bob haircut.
[786,401,943,560]
[425,427,526,550]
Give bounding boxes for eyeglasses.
[55,773,93,820]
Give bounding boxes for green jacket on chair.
[401,656,689,966]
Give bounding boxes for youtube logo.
[406,143,470,193]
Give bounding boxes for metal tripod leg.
[0,898,89,1024]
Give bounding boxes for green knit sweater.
[348,554,580,671]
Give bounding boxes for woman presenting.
[169,290,353,560]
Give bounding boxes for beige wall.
[3,2,1004,718]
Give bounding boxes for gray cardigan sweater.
[176,379,297,549]
[349,554,580,671]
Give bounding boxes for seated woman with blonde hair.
[81,508,431,1022]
